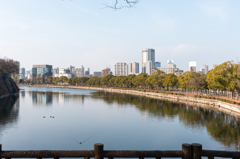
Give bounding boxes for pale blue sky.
[0,0,239,73]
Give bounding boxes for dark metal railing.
[0,143,239,159]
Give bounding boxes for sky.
[0,0,240,73]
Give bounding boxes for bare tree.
[0,59,19,74]
[104,0,140,10]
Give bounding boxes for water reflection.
[1,89,240,151]
[29,91,85,105]
[32,91,53,105]
[0,95,19,137]
[90,91,240,149]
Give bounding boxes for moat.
[0,87,239,151]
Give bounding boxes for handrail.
[0,143,239,159]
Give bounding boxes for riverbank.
[19,84,240,118]
[0,73,19,99]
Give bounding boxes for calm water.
[0,87,240,152]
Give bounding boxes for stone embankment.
[0,73,19,99]
[23,85,240,118]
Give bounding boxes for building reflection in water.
[0,95,20,138]
[20,91,25,98]
[30,91,84,106]
[32,91,53,105]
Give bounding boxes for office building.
[174,69,184,76]
[25,70,31,78]
[54,73,72,79]
[85,68,90,76]
[189,61,197,72]
[114,62,128,76]
[54,68,72,79]
[53,68,59,77]
[32,65,53,78]
[69,65,75,74]
[102,68,112,77]
[93,72,102,77]
[128,62,139,75]
[155,62,161,67]
[72,65,84,77]
[19,67,25,77]
[142,48,155,73]
[155,60,183,75]
[200,65,209,74]
[146,61,152,75]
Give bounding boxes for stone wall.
[0,73,19,99]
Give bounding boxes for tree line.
[24,61,240,98]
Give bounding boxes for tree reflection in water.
[0,95,19,138]
[90,91,240,149]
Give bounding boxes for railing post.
[0,144,2,159]
[192,143,202,159]
[94,143,104,159]
[182,143,192,159]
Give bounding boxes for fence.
[1,143,240,159]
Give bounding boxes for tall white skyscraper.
[128,62,139,75]
[128,63,132,75]
[189,61,197,72]
[146,61,152,75]
[200,65,209,74]
[142,48,155,73]
[114,62,128,76]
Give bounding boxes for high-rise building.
[146,61,152,75]
[114,62,128,76]
[189,61,197,72]
[128,63,132,75]
[200,65,209,74]
[213,64,218,68]
[69,65,75,74]
[72,65,84,77]
[85,68,90,76]
[93,72,102,77]
[19,67,25,77]
[155,62,161,67]
[142,48,155,73]
[32,65,53,78]
[53,68,59,77]
[128,62,139,75]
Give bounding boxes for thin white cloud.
[198,0,229,20]
[166,44,206,54]
[0,21,30,29]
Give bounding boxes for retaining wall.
[0,73,19,99]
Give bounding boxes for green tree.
[114,76,124,87]
[207,61,235,97]
[59,76,68,83]
[87,76,101,86]
[132,73,148,88]
[52,77,59,85]
[126,74,136,87]
[101,74,113,86]
[178,71,192,91]
[163,73,178,90]
[109,76,116,86]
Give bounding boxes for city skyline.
[1,1,240,72]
